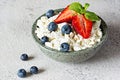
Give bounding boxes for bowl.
[32,9,107,63]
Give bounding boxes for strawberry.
[54,2,99,39]
[54,6,76,23]
[72,15,93,38]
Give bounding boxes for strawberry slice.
[54,6,76,23]
[72,15,93,38]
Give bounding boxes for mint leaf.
[84,3,90,10]
[85,11,100,21]
[69,2,99,21]
[69,2,83,13]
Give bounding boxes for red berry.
[72,15,93,38]
[54,6,76,23]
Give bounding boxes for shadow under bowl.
[32,9,108,63]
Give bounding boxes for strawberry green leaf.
[69,2,83,14]
[85,11,100,21]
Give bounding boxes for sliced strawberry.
[54,6,76,23]
[72,15,93,38]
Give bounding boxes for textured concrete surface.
[0,0,120,80]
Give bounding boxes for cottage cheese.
[35,14,102,51]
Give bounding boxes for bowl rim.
[32,8,108,55]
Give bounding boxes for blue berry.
[20,54,28,61]
[17,69,26,78]
[48,22,58,32]
[30,66,39,74]
[60,43,70,52]
[46,9,54,18]
[61,24,72,34]
[40,36,49,44]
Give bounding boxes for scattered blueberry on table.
[46,9,55,18]
[60,43,70,52]
[61,24,72,34]
[18,53,40,78]
[17,69,27,78]
[48,22,58,32]
[20,54,28,61]
[30,66,39,74]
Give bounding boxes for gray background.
[0,0,120,80]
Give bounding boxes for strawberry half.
[54,6,76,23]
[72,15,93,38]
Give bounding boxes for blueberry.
[46,9,54,18]
[61,24,72,34]
[30,66,39,74]
[60,43,70,52]
[40,36,49,44]
[48,22,58,32]
[17,69,26,78]
[20,54,28,61]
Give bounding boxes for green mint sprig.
[69,2,99,21]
